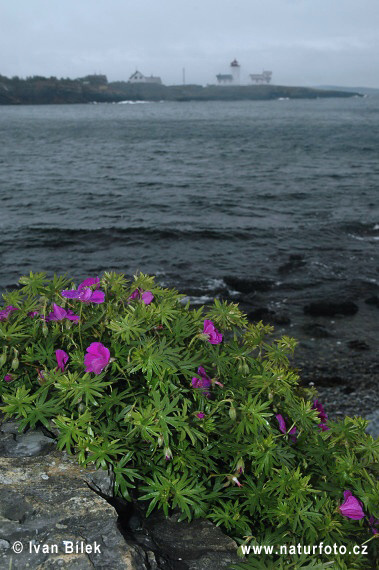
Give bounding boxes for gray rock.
[0,429,55,457]
[0,450,157,569]
[0,539,10,551]
[84,466,115,498]
[0,420,21,435]
[141,511,240,570]
[366,409,379,439]
[0,421,244,569]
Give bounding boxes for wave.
[20,225,259,247]
[340,221,379,237]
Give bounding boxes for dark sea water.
[0,97,378,308]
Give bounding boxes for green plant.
[1,271,378,568]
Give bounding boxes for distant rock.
[304,300,358,317]
[278,254,306,274]
[224,276,274,294]
[365,295,379,308]
[347,339,370,351]
[247,307,291,325]
[302,323,332,338]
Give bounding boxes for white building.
[250,71,272,84]
[128,71,162,85]
[216,74,234,85]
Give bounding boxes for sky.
[0,0,378,87]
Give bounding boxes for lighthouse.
[230,59,240,85]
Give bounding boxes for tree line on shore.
[0,73,360,104]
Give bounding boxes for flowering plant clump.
[0,272,378,568]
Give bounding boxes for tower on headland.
[230,59,240,85]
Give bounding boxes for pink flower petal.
[55,349,69,372]
[89,290,105,304]
[141,291,154,305]
[339,491,365,520]
[52,304,67,320]
[78,277,100,290]
[65,310,80,322]
[77,288,93,302]
[276,414,287,434]
[61,290,81,299]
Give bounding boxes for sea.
[0,96,378,311]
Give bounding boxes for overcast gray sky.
[1,0,378,87]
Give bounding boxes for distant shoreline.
[0,74,362,105]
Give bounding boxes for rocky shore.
[228,273,379,424]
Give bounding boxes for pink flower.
[196,412,205,419]
[276,414,287,434]
[0,305,19,321]
[369,516,379,535]
[312,399,328,423]
[128,289,140,301]
[203,320,222,344]
[129,288,154,305]
[61,276,105,304]
[339,490,365,520]
[4,374,13,383]
[28,311,39,318]
[84,342,110,375]
[55,349,69,372]
[288,426,297,442]
[192,366,212,397]
[276,414,297,442]
[317,423,330,431]
[46,304,80,322]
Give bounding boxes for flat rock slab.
[140,511,240,569]
[0,450,153,570]
[0,421,242,570]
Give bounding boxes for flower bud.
[238,360,249,375]
[229,405,237,421]
[0,347,7,368]
[236,458,245,474]
[11,355,19,371]
[37,369,45,385]
[157,434,164,447]
[164,447,173,461]
[42,321,49,337]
